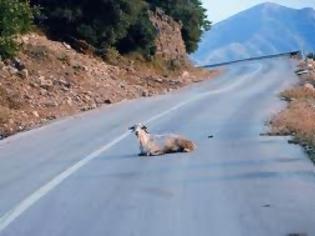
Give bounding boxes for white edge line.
[0,63,263,232]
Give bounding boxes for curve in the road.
[0,60,264,233]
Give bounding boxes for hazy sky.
[202,0,315,23]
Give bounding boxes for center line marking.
[0,64,262,232]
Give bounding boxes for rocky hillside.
[149,8,186,61]
[0,14,214,139]
[192,2,315,65]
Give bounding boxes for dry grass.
[23,44,50,61]
[271,99,315,161]
[125,53,192,76]
[281,86,315,101]
[0,86,24,110]
[271,60,315,162]
[271,101,315,143]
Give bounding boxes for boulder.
[55,79,71,88]
[304,82,315,92]
[63,42,72,50]
[39,89,48,96]
[18,69,29,79]
[12,58,26,71]
[7,66,18,75]
[32,111,40,118]
[182,71,190,77]
[43,99,58,107]
[307,64,314,70]
[65,97,73,106]
[142,90,149,97]
[296,69,309,76]
[38,76,53,90]
[153,77,163,83]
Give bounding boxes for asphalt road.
[1,57,315,236]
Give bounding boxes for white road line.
[0,63,263,232]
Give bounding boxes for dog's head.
[128,123,149,136]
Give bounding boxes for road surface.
[0,57,315,236]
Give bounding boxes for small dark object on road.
[208,135,214,139]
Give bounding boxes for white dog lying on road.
[129,123,196,156]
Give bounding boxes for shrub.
[32,0,156,57]
[307,52,315,60]
[33,0,210,56]
[101,47,123,66]
[23,44,49,60]
[116,10,157,57]
[0,0,34,58]
[57,53,71,65]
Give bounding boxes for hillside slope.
[0,33,213,139]
[192,2,315,65]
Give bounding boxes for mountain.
[191,2,315,65]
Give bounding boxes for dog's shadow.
[113,153,170,160]
[100,153,138,161]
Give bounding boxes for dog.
[129,123,196,156]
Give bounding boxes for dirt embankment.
[0,34,216,139]
[270,59,315,161]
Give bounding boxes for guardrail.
[201,51,301,68]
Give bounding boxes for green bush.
[0,0,34,58]
[32,0,157,57]
[117,10,157,57]
[31,0,210,56]
[101,47,122,66]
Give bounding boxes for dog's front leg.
[150,150,164,156]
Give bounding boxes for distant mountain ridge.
[192,2,315,65]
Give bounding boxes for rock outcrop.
[149,9,186,61]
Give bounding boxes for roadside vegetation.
[0,0,214,139]
[0,0,34,58]
[30,0,210,57]
[270,58,315,162]
[1,0,210,59]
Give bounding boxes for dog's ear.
[128,125,136,131]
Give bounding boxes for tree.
[0,0,34,58]
[116,10,157,56]
[32,0,156,56]
[32,0,211,56]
